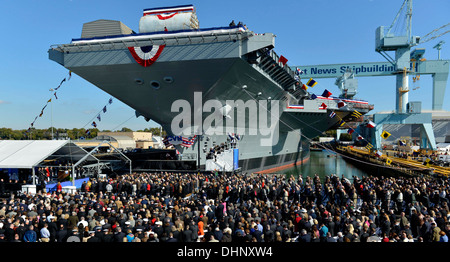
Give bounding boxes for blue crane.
[293,0,449,150]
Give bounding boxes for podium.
[21,185,37,195]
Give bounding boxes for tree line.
[0,127,166,140]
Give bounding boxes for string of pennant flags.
[26,71,72,133]
[83,97,113,137]
[240,77,432,173]
[291,68,407,166]
[24,70,118,139]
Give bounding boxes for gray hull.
[49,24,371,173]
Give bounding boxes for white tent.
[0,140,96,169]
[436,143,450,153]
[0,140,99,186]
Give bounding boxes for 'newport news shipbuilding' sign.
[292,62,402,79]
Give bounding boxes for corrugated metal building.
[81,19,134,39]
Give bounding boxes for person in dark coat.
[182,225,194,242]
[113,227,126,242]
[48,217,58,242]
[4,223,15,242]
[252,226,263,242]
[56,224,68,242]
[87,231,101,242]
[264,225,274,242]
[298,229,311,243]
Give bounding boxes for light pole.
[49,88,54,140]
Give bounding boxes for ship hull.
[49,24,371,174]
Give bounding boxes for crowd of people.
[0,171,449,243]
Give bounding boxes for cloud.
[0,100,10,104]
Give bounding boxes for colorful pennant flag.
[357,135,363,140]
[85,129,91,135]
[322,89,332,98]
[375,150,383,157]
[347,128,354,134]
[163,136,170,147]
[381,131,391,139]
[103,106,107,113]
[97,114,101,121]
[295,67,303,75]
[92,121,97,128]
[109,98,113,104]
[279,55,288,66]
[301,84,308,91]
[386,158,392,165]
[338,120,345,127]
[367,121,376,128]
[365,143,373,151]
[54,93,58,100]
[307,78,318,88]
[329,111,336,118]
[311,94,317,100]
[337,100,346,108]
[351,110,362,118]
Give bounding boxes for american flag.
[181,135,197,148]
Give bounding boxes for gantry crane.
[293,0,449,150]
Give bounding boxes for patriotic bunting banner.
[163,135,197,148]
[128,45,166,67]
[156,12,178,20]
[181,135,197,148]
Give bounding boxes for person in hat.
[113,227,126,242]
[86,231,100,242]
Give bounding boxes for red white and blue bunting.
[156,12,178,20]
[163,135,197,148]
[128,45,165,67]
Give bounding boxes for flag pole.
[49,88,54,140]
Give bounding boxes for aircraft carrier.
[48,5,373,174]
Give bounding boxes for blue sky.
[0,0,449,131]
